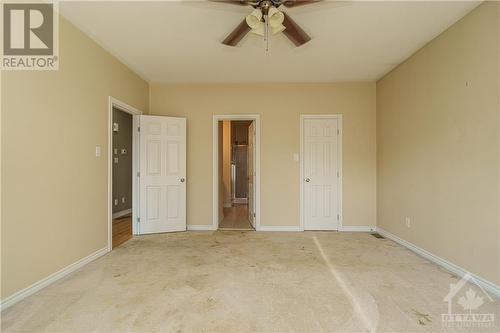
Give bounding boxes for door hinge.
[337,214,339,221]
[337,129,340,135]
[137,217,141,223]
[137,126,141,132]
[253,212,256,217]
[337,171,339,178]
[137,172,140,177]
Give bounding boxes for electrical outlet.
[114,199,118,206]
[405,217,411,228]
[121,197,125,203]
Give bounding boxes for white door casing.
[247,121,255,228]
[139,115,186,234]
[302,116,342,230]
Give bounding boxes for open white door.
[247,121,255,228]
[303,117,340,231]
[139,115,186,234]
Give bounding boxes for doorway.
[213,115,260,231]
[300,115,343,231]
[112,107,133,247]
[107,97,142,251]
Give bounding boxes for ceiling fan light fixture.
[250,23,265,36]
[245,8,263,29]
[268,7,284,28]
[271,24,286,35]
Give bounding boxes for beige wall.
[150,83,377,228]
[377,2,500,285]
[1,16,149,299]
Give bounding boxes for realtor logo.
[1,2,58,70]
[442,274,496,328]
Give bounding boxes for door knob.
[305,178,310,182]
[180,178,185,183]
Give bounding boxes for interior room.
[1,1,499,332]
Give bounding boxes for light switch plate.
[293,153,299,162]
[95,146,101,157]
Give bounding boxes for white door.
[303,117,340,230]
[247,121,255,228]
[139,115,186,234]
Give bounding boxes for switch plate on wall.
[95,146,101,157]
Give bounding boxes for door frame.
[299,114,343,231]
[107,97,143,251]
[212,115,261,231]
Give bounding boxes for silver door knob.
[180,178,185,183]
[305,178,310,182]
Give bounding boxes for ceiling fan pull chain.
[265,15,269,52]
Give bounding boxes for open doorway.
[111,107,133,247]
[213,115,260,231]
[219,120,253,230]
[107,97,142,251]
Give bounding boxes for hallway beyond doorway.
[219,205,253,230]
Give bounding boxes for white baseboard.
[0,246,108,311]
[339,226,376,232]
[377,227,500,298]
[187,225,217,231]
[257,226,302,232]
[112,208,132,219]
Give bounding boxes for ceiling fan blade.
[282,0,323,8]
[222,19,251,46]
[282,12,311,46]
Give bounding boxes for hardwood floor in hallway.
[219,205,253,230]
[112,214,132,248]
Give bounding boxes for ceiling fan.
[213,0,322,47]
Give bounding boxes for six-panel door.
[139,115,186,234]
[304,118,340,230]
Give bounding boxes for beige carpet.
[2,231,498,332]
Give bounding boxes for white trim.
[300,114,343,231]
[0,247,108,311]
[377,227,500,298]
[212,115,261,231]
[340,226,376,232]
[257,226,302,232]
[187,225,217,231]
[112,208,132,219]
[108,97,143,251]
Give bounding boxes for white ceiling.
[59,0,480,83]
